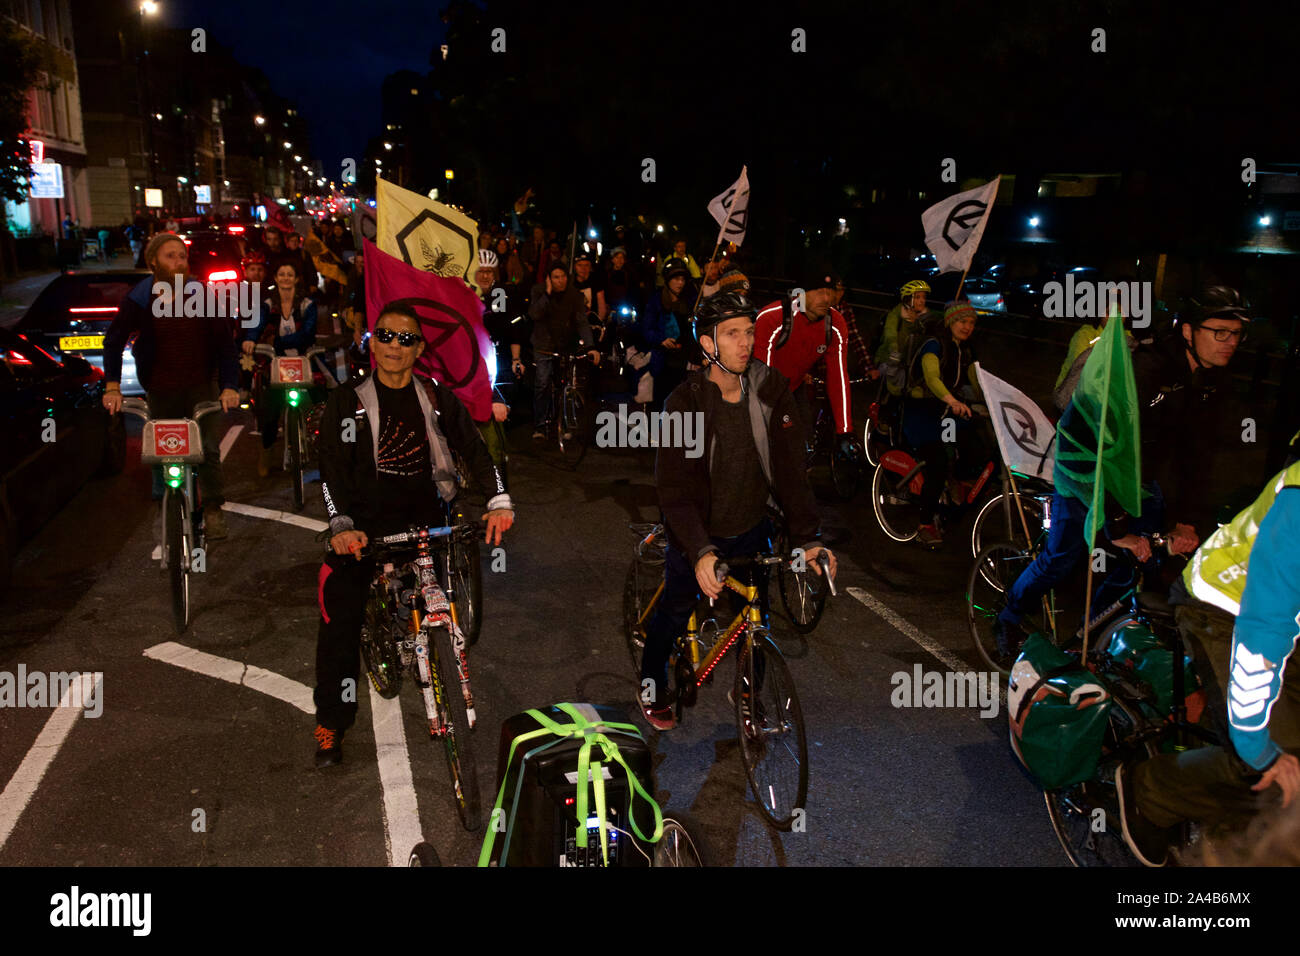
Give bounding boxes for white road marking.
[219,424,243,462]
[142,642,424,865]
[846,586,968,672]
[142,642,313,714]
[368,682,424,867]
[151,545,162,561]
[220,501,328,533]
[0,673,102,852]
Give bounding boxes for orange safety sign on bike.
[273,357,308,384]
[151,423,192,457]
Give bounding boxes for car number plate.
[59,335,105,351]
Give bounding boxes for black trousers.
[314,551,378,732]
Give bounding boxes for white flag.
[974,362,1055,483]
[921,176,1000,274]
[707,165,751,247]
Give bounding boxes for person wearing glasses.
[995,286,1260,661]
[311,303,515,767]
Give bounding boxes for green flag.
[1053,313,1143,547]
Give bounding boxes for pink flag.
[363,239,493,422]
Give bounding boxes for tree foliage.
[0,19,48,204]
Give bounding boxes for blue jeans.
[999,486,1166,628]
[640,519,773,703]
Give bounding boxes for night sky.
[166,0,447,171]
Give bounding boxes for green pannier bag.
[1008,633,1112,790]
[1104,621,1199,718]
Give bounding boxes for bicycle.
[805,374,870,501]
[1033,588,1217,866]
[355,521,484,830]
[968,471,1052,559]
[535,349,595,468]
[623,527,832,830]
[870,412,1000,544]
[861,375,901,469]
[123,397,224,634]
[968,530,1180,676]
[253,343,336,510]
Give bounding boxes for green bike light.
[167,477,183,489]
[287,389,301,407]
[167,465,182,478]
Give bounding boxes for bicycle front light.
[166,464,183,488]
[287,389,301,407]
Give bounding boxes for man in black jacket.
[101,232,240,538]
[641,292,836,730]
[313,303,515,766]
[523,261,600,438]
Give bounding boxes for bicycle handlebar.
[253,343,328,358]
[342,522,482,559]
[120,397,224,423]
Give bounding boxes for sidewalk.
[0,254,138,328]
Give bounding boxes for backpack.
[770,296,835,354]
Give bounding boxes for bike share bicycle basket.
[478,702,662,867]
[140,419,205,464]
[1007,634,1112,790]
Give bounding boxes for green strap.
[476,704,663,867]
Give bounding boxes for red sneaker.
[641,702,676,732]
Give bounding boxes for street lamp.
[1028,216,1040,228]
[283,141,292,150]
[255,115,266,126]
[384,142,392,150]
[293,154,301,162]
[140,1,159,14]
[1259,215,1272,227]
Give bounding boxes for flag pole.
[691,237,724,315]
[1081,328,1115,663]
[954,265,971,301]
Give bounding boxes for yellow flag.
[376,177,479,288]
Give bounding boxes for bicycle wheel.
[966,541,1035,674]
[447,536,483,645]
[360,579,402,699]
[287,409,304,510]
[431,624,482,831]
[770,522,827,633]
[163,489,190,634]
[735,632,808,831]
[652,812,707,867]
[970,491,1047,559]
[870,461,920,542]
[862,417,881,468]
[407,842,441,866]
[558,385,588,464]
[1044,695,1155,867]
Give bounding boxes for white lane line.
[0,673,102,852]
[368,682,423,867]
[221,501,328,533]
[219,424,243,462]
[143,642,313,714]
[846,586,969,672]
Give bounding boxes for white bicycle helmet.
[478,249,498,269]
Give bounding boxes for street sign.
[194,185,212,204]
[30,162,63,199]
[145,188,163,208]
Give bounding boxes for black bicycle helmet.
[663,257,691,281]
[692,291,759,342]
[1189,285,1250,325]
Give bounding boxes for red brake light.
[69,306,119,314]
[227,225,245,234]
[3,349,32,366]
[207,270,239,282]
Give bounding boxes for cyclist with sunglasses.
[311,303,514,766]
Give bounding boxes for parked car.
[0,327,125,588]
[14,270,152,396]
[963,276,1006,314]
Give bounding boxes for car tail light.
[227,225,245,234]
[996,297,1004,305]
[207,270,239,282]
[69,306,119,314]
[2,349,32,366]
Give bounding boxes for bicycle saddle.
[1136,590,1177,624]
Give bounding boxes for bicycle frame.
[681,576,766,689]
